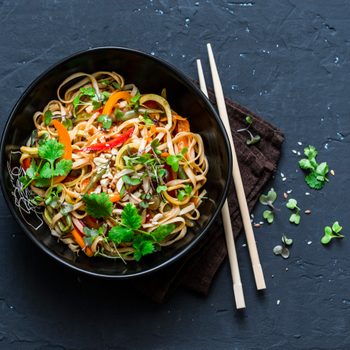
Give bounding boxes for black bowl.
[0,47,232,278]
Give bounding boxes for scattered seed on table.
[307,241,312,245]
[297,141,303,146]
[277,300,281,305]
[304,209,311,215]
[287,189,293,194]
[292,149,297,154]
[330,169,335,176]
[254,223,261,228]
[283,192,288,199]
[305,192,310,196]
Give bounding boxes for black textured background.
[1,1,350,349]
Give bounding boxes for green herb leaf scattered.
[151,223,176,242]
[289,213,301,225]
[286,198,298,210]
[263,210,274,224]
[321,222,344,245]
[259,188,277,207]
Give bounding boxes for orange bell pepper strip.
[51,120,72,184]
[71,228,94,257]
[176,119,190,152]
[102,91,131,116]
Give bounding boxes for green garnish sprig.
[286,198,301,225]
[299,145,330,190]
[237,116,261,145]
[321,221,344,245]
[108,203,176,261]
[20,139,72,190]
[259,188,277,224]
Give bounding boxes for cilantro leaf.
[26,161,38,179]
[305,173,324,190]
[298,158,315,171]
[39,162,53,179]
[151,224,176,242]
[259,188,277,206]
[304,145,318,159]
[83,192,113,218]
[34,178,51,188]
[38,139,64,163]
[133,236,155,261]
[108,226,134,244]
[121,203,142,230]
[54,159,72,176]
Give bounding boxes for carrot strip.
[161,152,170,158]
[51,120,72,184]
[102,91,131,116]
[109,193,121,203]
[84,216,99,229]
[71,228,94,257]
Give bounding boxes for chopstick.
[206,43,266,291]
[197,59,246,309]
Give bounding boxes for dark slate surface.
[1,1,350,349]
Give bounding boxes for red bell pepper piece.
[80,127,134,152]
[22,158,31,171]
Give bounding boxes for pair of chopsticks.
[197,44,266,309]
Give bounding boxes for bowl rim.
[0,46,232,279]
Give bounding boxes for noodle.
[19,71,208,261]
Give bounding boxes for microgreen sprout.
[273,235,293,259]
[237,115,261,145]
[321,221,344,245]
[259,188,277,224]
[286,198,301,225]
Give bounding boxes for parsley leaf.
[121,203,142,230]
[83,192,113,218]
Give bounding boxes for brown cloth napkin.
[133,92,284,303]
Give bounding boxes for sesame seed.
[304,209,311,215]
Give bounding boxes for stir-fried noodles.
[19,71,208,261]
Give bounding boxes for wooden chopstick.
[197,59,246,309]
[206,43,266,290]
